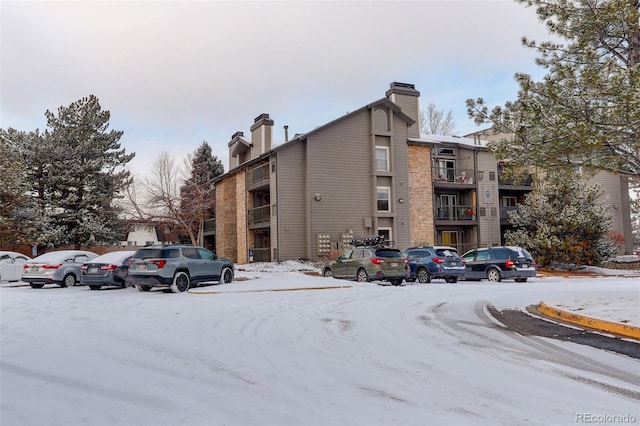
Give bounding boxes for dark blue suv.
[401,246,466,283]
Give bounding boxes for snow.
[1,262,638,426]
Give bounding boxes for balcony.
[433,168,476,188]
[498,173,534,188]
[500,206,520,223]
[435,205,477,222]
[247,162,270,191]
[249,247,271,262]
[248,205,271,228]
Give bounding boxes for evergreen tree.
[467,0,640,178]
[3,96,135,248]
[0,132,27,243]
[504,171,618,266]
[179,142,224,245]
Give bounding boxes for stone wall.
[407,144,435,246]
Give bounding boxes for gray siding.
[590,171,633,254]
[307,110,373,258]
[476,151,500,246]
[274,144,308,260]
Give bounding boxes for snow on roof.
[410,133,489,148]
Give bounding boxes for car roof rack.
[349,235,395,248]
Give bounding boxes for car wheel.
[89,285,101,290]
[445,276,458,283]
[29,283,44,289]
[356,268,368,282]
[61,274,76,287]
[323,268,334,278]
[219,266,233,284]
[416,267,431,283]
[487,268,502,282]
[514,278,528,283]
[170,271,190,293]
[135,284,151,292]
[390,279,403,286]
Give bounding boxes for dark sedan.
[80,250,136,290]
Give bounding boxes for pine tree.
[504,171,618,266]
[179,142,224,245]
[467,0,640,178]
[8,96,135,248]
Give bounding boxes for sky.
[1,261,639,426]
[0,1,552,177]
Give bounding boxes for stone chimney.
[385,82,420,138]
[250,113,274,158]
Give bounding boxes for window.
[375,147,390,171]
[377,187,390,211]
[501,196,517,207]
[437,159,456,182]
[378,227,392,242]
[374,109,389,132]
[438,147,455,156]
[441,231,458,247]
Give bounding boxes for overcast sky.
[1,0,551,177]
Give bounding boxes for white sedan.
[0,251,32,282]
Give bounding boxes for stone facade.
[215,169,248,263]
[407,143,435,246]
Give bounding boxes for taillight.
[80,265,88,271]
[432,257,445,264]
[43,263,62,269]
[505,259,515,268]
[404,258,409,265]
[23,264,29,269]
[101,264,118,271]
[151,259,167,268]
[370,258,385,265]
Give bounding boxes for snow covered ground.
[1,262,638,426]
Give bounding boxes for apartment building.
[205,82,632,263]
[208,83,422,263]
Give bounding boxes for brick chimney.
[250,113,274,157]
[385,82,420,138]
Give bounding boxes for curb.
[537,302,640,341]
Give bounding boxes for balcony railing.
[247,162,270,190]
[433,168,476,185]
[248,205,271,227]
[249,247,271,262]
[498,173,534,186]
[435,205,477,221]
[500,206,519,220]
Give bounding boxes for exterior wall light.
[314,193,322,201]
[398,198,405,203]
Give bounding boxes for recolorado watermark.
[576,413,638,423]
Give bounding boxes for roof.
[408,133,489,148]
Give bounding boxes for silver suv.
[127,245,234,293]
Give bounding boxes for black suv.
[127,245,234,293]
[460,246,537,282]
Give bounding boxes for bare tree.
[420,102,457,135]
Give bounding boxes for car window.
[435,249,457,257]
[183,247,201,259]
[462,251,476,261]
[476,250,491,261]
[74,255,90,263]
[375,249,403,258]
[198,248,215,261]
[352,250,365,259]
[509,247,531,259]
[492,248,510,260]
[165,249,180,259]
